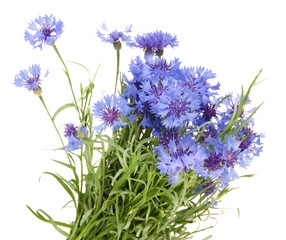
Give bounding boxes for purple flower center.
[150,59,172,72]
[239,128,256,152]
[200,103,217,121]
[64,123,78,138]
[159,129,178,147]
[151,86,164,99]
[204,152,224,171]
[26,75,41,91]
[101,106,120,126]
[168,98,188,118]
[41,24,55,40]
[225,151,238,168]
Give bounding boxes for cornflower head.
[151,85,200,129]
[200,134,242,186]
[25,15,63,50]
[64,124,88,152]
[92,94,131,131]
[14,64,48,95]
[235,126,264,168]
[96,23,132,50]
[155,135,206,185]
[145,57,181,83]
[179,67,219,102]
[132,30,178,56]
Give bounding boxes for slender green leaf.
[26,206,71,237]
[52,103,76,120]
[44,172,77,207]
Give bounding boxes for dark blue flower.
[92,94,131,131]
[132,31,178,55]
[200,102,218,121]
[25,15,63,50]
[64,123,78,138]
[14,64,48,94]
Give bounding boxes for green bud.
[77,131,84,139]
[113,41,122,51]
[33,87,42,96]
[156,49,164,57]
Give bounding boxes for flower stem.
[39,95,65,147]
[158,173,189,233]
[39,96,77,177]
[52,43,81,122]
[114,50,120,94]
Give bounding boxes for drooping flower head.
[92,94,132,131]
[97,23,132,50]
[14,64,48,95]
[25,15,63,50]
[132,31,178,56]
[63,124,88,152]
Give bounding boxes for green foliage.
[27,45,262,239]
[28,116,229,239]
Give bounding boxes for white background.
[1,0,286,239]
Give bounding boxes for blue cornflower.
[179,66,218,103]
[236,126,264,167]
[153,126,179,148]
[132,31,178,56]
[63,123,88,152]
[97,23,132,50]
[151,86,200,129]
[155,135,206,185]
[202,134,242,186]
[14,64,48,95]
[25,15,63,50]
[146,57,181,83]
[92,94,131,131]
[65,135,83,152]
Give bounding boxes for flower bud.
[77,131,84,139]
[156,49,164,57]
[113,41,122,51]
[33,87,42,96]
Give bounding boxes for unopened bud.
[156,49,164,57]
[113,41,122,51]
[33,87,42,96]
[77,131,84,139]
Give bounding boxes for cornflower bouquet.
[15,15,264,240]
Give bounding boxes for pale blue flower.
[25,15,63,50]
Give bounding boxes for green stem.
[52,43,81,122]
[114,50,120,94]
[39,95,77,181]
[39,95,65,147]
[158,173,189,233]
